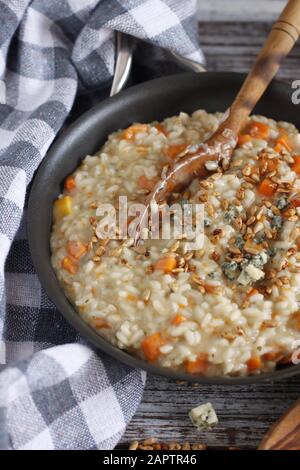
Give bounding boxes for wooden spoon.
[135,0,300,242]
[259,399,300,450]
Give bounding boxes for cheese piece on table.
[189,402,218,430]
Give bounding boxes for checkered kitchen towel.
[0,0,204,450]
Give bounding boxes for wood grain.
[121,375,300,449]
[119,16,300,450]
[259,399,300,449]
[197,0,286,22]
[198,21,300,82]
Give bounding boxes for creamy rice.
[50,109,300,376]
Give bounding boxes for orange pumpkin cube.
[123,124,149,140]
[67,241,88,260]
[292,155,300,174]
[92,318,110,329]
[154,257,177,273]
[185,354,209,374]
[237,134,252,146]
[171,314,186,325]
[154,123,168,136]
[258,178,277,197]
[138,175,158,191]
[164,143,186,159]
[274,134,293,153]
[64,176,76,191]
[62,256,78,274]
[141,332,165,362]
[248,121,270,139]
[247,356,262,371]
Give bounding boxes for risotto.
[50,109,300,376]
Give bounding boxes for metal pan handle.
[169,51,206,73]
[110,32,134,97]
[110,32,206,96]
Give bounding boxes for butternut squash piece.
[67,241,88,260]
[62,256,78,274]
[247,356,262,371]
[142,332,165,362]
[64,176,76,191]
[53,196,72,220]
[154,257,177,273]
[185,354,209,374]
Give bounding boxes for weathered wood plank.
[197,0,286,22]
[121,375,300,449]
[198,21,300,82]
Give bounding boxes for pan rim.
[28,71,300,384]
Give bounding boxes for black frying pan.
[28,71,300,384]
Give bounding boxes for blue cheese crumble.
[189,403,218,430]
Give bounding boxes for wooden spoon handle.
[224,0,300,134]
[259,399,300,450]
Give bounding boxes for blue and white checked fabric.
[0,0,204,450]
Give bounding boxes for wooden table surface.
[120,2,300,450]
